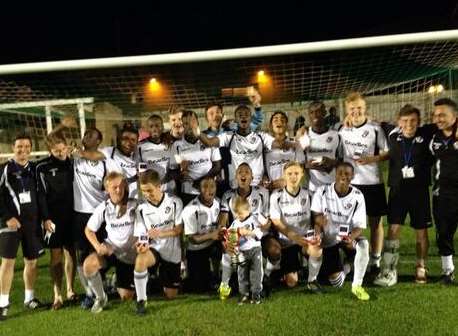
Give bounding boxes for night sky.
[0,1,457,65]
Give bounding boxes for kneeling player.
[83,172,138,313]
[266,161,323,292]
[182,177,223,293]
[133,170,183,315]
[311,162,370,300]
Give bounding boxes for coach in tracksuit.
[429,98,458,284]
[36,133,77,309]
[0,134,43,320]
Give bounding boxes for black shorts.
[186,242,222,292]
[280,244,303,275]
[46,215,74,249]
[353,184,387,217]
[150,249,181,289]
[388,185,432,229]
[103,254,135,291]
[319,243,356,279]
[0,229,42,260]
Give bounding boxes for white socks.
[441,255,454,275]
[0,294,9,308]
[134,270,148,302]
[87,272,105,300]
[353,240,370,287]
[307,256,322,282]
[24,289,34,303]
[77,266,93,297]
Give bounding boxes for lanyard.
[401,138,415,166]
[12,161,30,192]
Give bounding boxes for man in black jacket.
[0,133,43,320]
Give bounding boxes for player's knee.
[24,259,38,269]
[164,288,178,300]
[356,239,369,252]
[83,255,98,276]
[118,289,134,301]
[285,273,298,288]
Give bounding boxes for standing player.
[264,111,305,191]
[137,114,175,192]
[374,105,434,286]
[311,162,370,300]
[302,101,342,196]
[133,170,183,315]
[36,133,77,310]
[197,104,274,189]
[218,163,270,299]
[100,125,139,198]
[0,134,43,320]
[338,92,389,276]
[83,172,138,313]
[72,128,112,309]
[266,162,323,292]
[182,177,223,293]
[170,110,221,205]
[429,98,458,284]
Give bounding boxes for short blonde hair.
[345,92,365,105]
[283,161,304,175]
[103,171,126,189]
[138,169,161,186]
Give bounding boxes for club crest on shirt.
[362,130,369,138]
[344,203,352,209]
[250,136,257,144]
[165,206,171,214]
[252,199,258,207]
[415,136,424,143]
[326,136,333,143]
[89,160,98,167]
[300,198,307,205]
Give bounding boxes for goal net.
[1,30,457,161]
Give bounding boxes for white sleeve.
[376,125,389,152]
[260,132,274,150]
[295,147,306,164]
[269,191,281,220]
[299,132,310,150]
[134,206,148,237]
[182,205,198,236]
[211,146,222,162]
[221,191,231,212]
[169,144,179,170]
[174,197,183,226]
[310,187,324,214]
[217,132,232,147]
[87,202,106,232]
[99,146,112,159]
[352,194,367,229]
[260,187,270,218]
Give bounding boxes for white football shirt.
[73,157,108,213]
[217,131,274,188]
[228,215,263,251]
[270,187,311,246]
[339,121,388,185]
[170,138,221,195]
[137,138,175,192]
[101,146,139,198]
[182,196,221,251]
[221,186,269,225]
[311,183,366,248]
[264,138,305,182]
[306,128,342,194]
[86,198,138,264]
[134,193,183,264]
